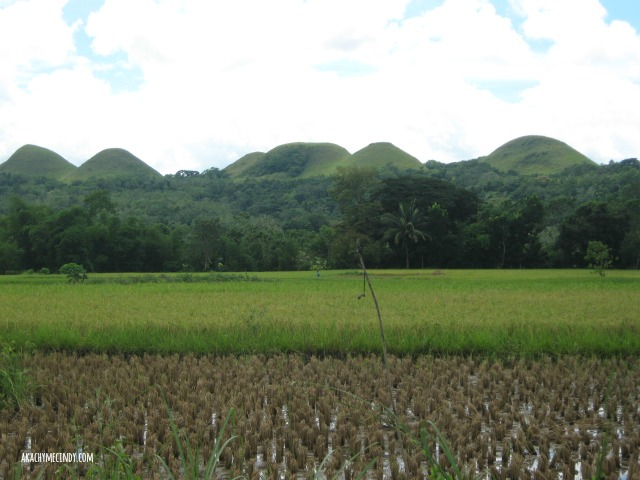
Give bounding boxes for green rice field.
[2,269,639,357]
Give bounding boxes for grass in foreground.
[0,343,35,411]
[0,269,639,356]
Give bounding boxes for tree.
[59,263,88,284]
[420,202,453,268]
[379,175,478,222]
[381,200,429,268]
[585,241,612,276]
[0,240,23,273]
[189,218,224,271]
[329,166,382,235]
[4,197,51,270]
[620,227,640,269]
[378,176,477,268]
[83,189,116,217]
[482,196,545,268]
[557,202,629,267]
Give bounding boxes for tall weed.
[0,343,35,411]
[155,387,242,480]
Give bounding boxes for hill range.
[0,145,163,182]
[0,135,597,181]
[224,141,423,179]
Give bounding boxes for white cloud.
[0,0,639,173]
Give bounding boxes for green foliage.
[0,239,23,273]
[620,227,640,268]
[1,140,639,272]
[188,217,224,271]
[585,240,613,276]
[382,200,428,268]
[557,201,629,267]
[253,143,309,177]
[81,440,142,480]
[0,343,35,411]
[376,176,478,268]
[329,166,382,234]
[84,189,116,217]
[475,196,546,268]
[379,175,478,223]
[59,262,88,283]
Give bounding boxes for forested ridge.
[0,151,639,273]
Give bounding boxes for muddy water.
[1,353,638,479]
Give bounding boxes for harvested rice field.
[2,353,639,479]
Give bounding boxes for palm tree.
[382,200,429,268]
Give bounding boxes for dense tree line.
[0,194,329,273]
[0,158,639,273]
[326,166,548,269]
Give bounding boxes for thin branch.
[356,240,397,415]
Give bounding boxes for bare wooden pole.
[356,240,397,415]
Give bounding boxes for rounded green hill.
[63,148,162,182]
[350,142,422,170]
[0,144,77,179]
[481,135,595,175]
[223,151,266,178]
[223,141,422,179]
[224,142,351,179]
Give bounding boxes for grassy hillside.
[297,143,351,177]
[224,141,424,180]
[222,151,266,178]
[350,142,422,170]
[225,142,351,179]
[481,135,595,175]
[0,144,77,179]
[63,148,162,182]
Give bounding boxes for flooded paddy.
[1,353,639,479]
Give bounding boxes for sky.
[0,0,639,175]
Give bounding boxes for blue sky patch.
[62,0,143,93]
[403,0,444,20]
[62,0,104,24]
[600,0,640,31]
[471,79,539,103]
[93,59,145,94]
[526,38,554,54]
[403,0,639,33]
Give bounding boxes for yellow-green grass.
[1,270,638,356]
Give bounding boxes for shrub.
[59,263,88,284]
[585,241,613,277]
